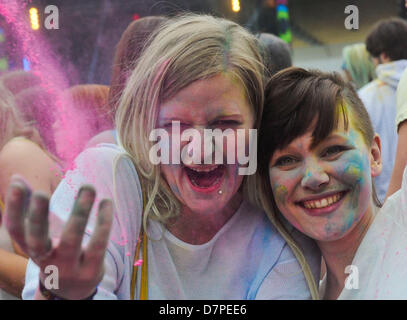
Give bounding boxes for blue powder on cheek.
[170,183,181,198]
[342,210,355,234]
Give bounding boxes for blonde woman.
[0,83,61,299]
[6,14,319,300]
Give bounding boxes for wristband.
[39,280,97,300]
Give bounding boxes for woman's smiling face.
[268,116,381,241]
[157,73,254,215]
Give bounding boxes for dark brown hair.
[366,17,407,61]
[108,16,168,119]
[256,67,381,207]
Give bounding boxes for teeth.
[188,165,219,172]
[303,192,343,209]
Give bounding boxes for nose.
[300,163,329,191]
[183,126,215,165]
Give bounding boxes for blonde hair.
[116,13,318,298]
[0,83,32,150]
[116,14,264,227]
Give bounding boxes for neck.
[318,204,377,300]
[166,192,243,245]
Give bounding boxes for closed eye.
[321,145,350,159]
[162,122,189,129]
[212,120,242,127]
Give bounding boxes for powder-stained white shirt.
[23,144,320,300]
[337,166,407,299]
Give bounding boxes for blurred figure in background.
[341,43,377,90]
[0,70,42,96]
[257,33,292,77]
[1,71,58,157]
[55,84,110,159]
[15,86,58,157]
[87,16,168,147]
[358,17,407,203]
[0,83,61,300]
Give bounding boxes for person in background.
[0,70,42,96]
[0,83,61,299]
[15,86,58,157]
[87,16,168,147]
[341,43,376,90]
[54,84,110,159]
[386,68,407,198]
[358,17,407,203]
[257,32,292,77]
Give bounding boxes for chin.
[308,227,349,242]
[184,198,229,215]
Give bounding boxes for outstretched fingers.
[4,176,32,253]
[83,199,114,269]
[57,185,96,261]
[25,192,53,263]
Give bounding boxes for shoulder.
[59,144,137,195]
[0,138,57,194]
[85,130,117,149]
[0,138,49,164]
[358,80,381,99]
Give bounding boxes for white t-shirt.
[358,60,407,202]
[335,167,407,299]
[22,144,320,300]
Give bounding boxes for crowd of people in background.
[0,11,406,300]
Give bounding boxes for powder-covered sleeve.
[22,145,143,299]
[255,245,312,299]
[255,227,320,300]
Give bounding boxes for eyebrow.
[319,133,347,143]
[275,133,348,154]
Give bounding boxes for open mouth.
[184,165,225,191]
[297,191,348,212]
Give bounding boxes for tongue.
[186,166,223,188]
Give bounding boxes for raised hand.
[4,175,113,299]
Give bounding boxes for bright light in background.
[231,0,240,12]
[29,7,40,30]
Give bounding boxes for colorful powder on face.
[274,184,288,204]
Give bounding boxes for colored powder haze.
[0,0,97,171]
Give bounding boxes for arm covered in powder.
[16,145,142,299]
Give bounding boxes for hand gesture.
[4,175,113,299]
